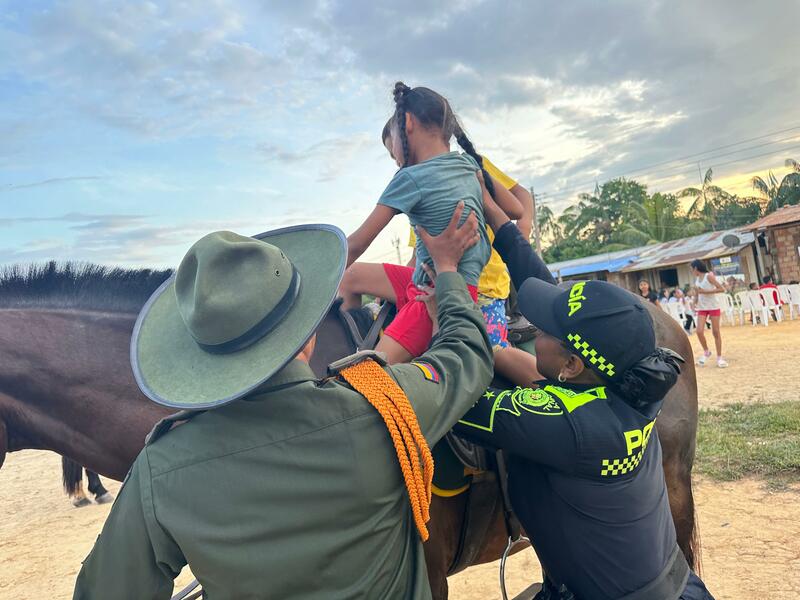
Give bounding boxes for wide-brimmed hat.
[130,224,347,409]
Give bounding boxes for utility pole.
[530,186,542,255]
[391,235,402,264]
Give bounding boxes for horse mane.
[0,261,172,314]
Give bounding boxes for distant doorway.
[659,268,678,287]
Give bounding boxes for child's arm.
[346,205,399,267]
[477,171,523,220]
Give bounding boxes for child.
[343,82,492,363]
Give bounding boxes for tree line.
[539,158,800,263]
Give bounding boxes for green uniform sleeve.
[388,271,493,445]
[73,451,185,600]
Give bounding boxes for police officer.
[73,206,493,599]
[448,191,714,600]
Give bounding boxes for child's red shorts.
[382,263,478,357]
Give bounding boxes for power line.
[539,141,800,205]
[535,124,800,199]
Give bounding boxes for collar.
[256,360,318,392]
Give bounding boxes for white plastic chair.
[734,291,753,325]
[664,301,684,325]
[778,285,796,319]
[760,289,783,323]
[746,290,769,326]
[787,284,800,319]
[717,293,736,325]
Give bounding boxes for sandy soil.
[1,319,799,599]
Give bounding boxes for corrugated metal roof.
[620,229,754,272]
[741,205,800,230]
[548,247,640,277]
[546,228,755,276]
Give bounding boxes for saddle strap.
[362,301,393,350]
[446,471,501,576]
[496,450,524,542]
[339,359,434,541]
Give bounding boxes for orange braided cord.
[340,359,434,541]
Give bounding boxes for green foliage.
[751,158,800,212]
[695,401,800,486]
[542,160,798,262]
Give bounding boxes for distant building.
[741,204,800,284]
[547,228,758,293]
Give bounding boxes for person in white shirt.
[690,259,728,368]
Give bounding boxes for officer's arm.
[453,387,578,472]
[482,185,555,289]
[493,220,557,289]
[388,271,493,445]
[73,453,184,600]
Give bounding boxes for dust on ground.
[1,319,799,599]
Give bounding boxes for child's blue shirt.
[377,151,490,286]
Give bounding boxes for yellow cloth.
[408,156,516,299]
[482,156,517,190]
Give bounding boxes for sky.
[1,0,799,268]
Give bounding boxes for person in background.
[690,259,727,368]
[670,288,695,333]
[748,282,759,291]
[759,275,781,305]
[659,288,671,304]
[638,280,659,305]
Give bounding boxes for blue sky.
[2,0,799,267]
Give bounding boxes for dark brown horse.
[0,263,699,599]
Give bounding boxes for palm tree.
[536,204,562,244]
[678,168,731,222]
[751,158,800,213]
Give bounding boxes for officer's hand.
[415,201,479,274]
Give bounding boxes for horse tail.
[689,490,703,575]
[61,456,84,497]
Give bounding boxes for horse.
[0,262,700,599]
[61,456,115,507]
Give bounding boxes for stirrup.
[500,533,532,600]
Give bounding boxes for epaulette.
[327,349,388,376]
[144,409,203,446]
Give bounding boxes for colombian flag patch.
[411,361,440,384]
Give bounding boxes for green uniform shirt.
[73,272,492,600]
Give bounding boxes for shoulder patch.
[411,361,440,384]
[512,387,563,416]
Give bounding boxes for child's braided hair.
[391,81,496,200]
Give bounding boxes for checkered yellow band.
[601,420,656,476]
[567,333,616,377]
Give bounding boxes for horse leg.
[0,419,7,470]
[86,469,114,504]
[61,456,90,507]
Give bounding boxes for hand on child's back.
[415,200,479,274]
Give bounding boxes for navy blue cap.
[517,279,656,380]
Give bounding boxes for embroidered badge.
[412,361,440,384]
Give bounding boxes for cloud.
[258,133,374,181]
[1,176,104,191]
[2,0,800,232]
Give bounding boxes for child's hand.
[415,201,479,274]
[415,272,439,334]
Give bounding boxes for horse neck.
[0,308,170,479]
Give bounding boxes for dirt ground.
[1,319,799,599]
